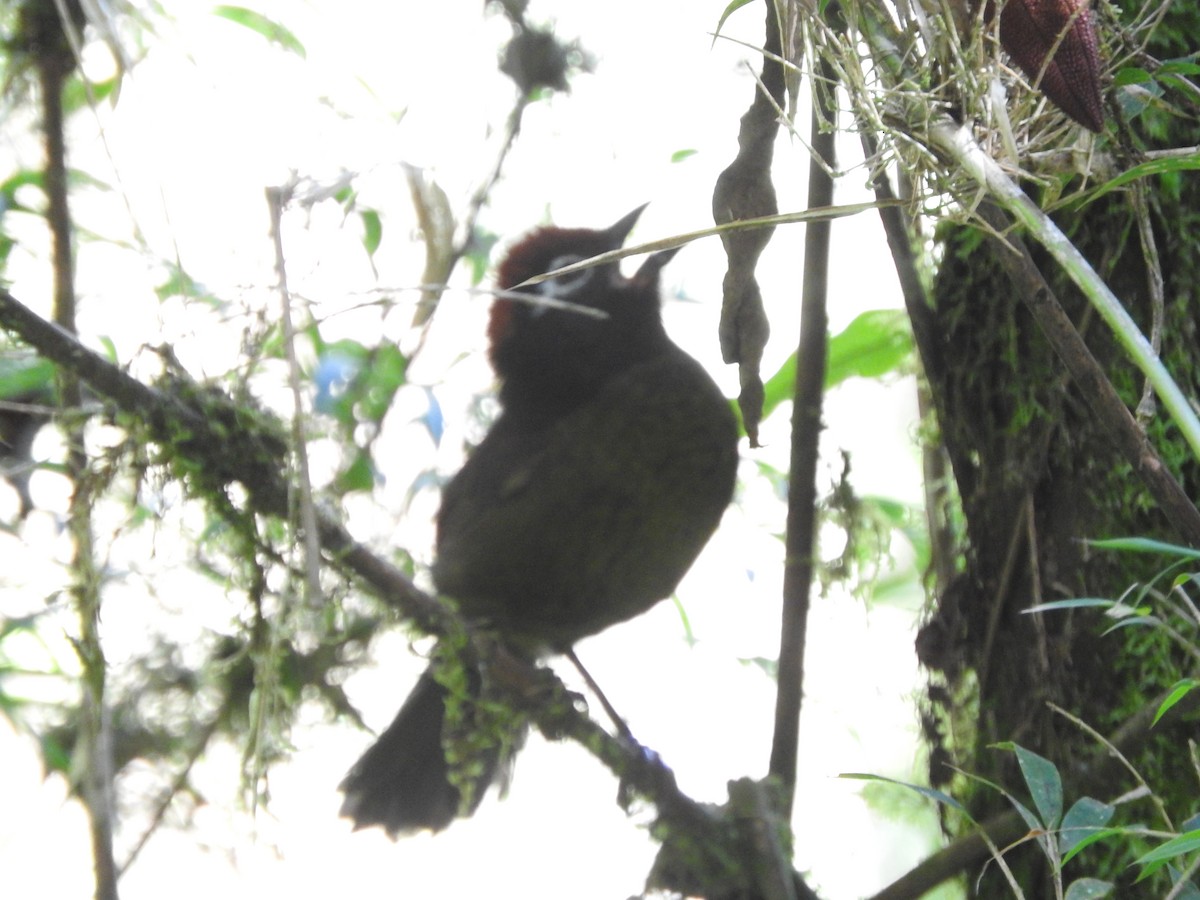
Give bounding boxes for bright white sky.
[0,2,943,898]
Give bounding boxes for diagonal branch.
[0,288,449,631]
[0,286,823,899]
[926,118,1200,465]
[970,201,1200,547]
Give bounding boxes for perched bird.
[339,206,740,835]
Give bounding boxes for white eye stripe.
[539,254,594,300]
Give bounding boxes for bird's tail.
[338,663,517,836]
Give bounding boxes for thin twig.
[867,810,1028,900]
[1131,179,1165,423]
[118,714,222,875]
[978,496,1031,697]
[266,185,323,605]
[516,201,894,289]
[1047,701,1174,832]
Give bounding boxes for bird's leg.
[563,646,636,743]
[563,647,672,815]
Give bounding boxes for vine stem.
[929,118,1200,462]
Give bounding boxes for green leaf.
[464,228,499,286]
[320,338,370,364]
[1087,536,1200,559]
[358,344,407,423]
[359,209,382,258]
[994,742,1062,828]
[1152,679,1200,726]
[155,262,221,307]
[1115,81,1162,123]
[1099,615,1161,636]
[62,74,121,114]
[670,149,698,163]
[712,0,758,46]
[1081,153,1200,205]
[0,169,44,213]
[838,773,966,812]
[1134,829,1200,880]
[39,731,71,775]
[1064,878,1113,899]
[213,6,306,58]
[97,336,118,363]
[825,309,913,386]
[960,766,1044,833]
[671,594,697,647]
[1059,796,1116,858]
[1022,598,1116,614]
[1112,67,1152,87]
[0,356,56,401]
[1102,601,1151,619]
[1158,60,1200,77]
[336,451,376,493]
[760,356,796,421]
[1061,827,1126,868]
[760,309,914,422]
[737,655,776,678]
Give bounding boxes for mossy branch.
[0,286,822,899]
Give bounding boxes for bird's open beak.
[603,204,650,250]
[634,246,680,281]
[606,204,679,280]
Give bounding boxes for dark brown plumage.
[339,207,739,835]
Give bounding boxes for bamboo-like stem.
[928,118,1200,463]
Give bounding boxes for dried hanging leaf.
[405,164,457,326]
[711,1,788,446]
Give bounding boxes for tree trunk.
[917,5,1200,894]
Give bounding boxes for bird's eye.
[539,254,592,299]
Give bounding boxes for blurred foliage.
[0,351,55,516]
[310,334,417,494]
[760,308,914,422]
[213,5,306,58]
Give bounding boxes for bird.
[338,205,740,836]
